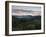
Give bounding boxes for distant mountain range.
[15,15,32,18]
[12,15,41,22]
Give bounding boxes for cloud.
[12,6,41,16]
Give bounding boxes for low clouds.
[12,6,41,16]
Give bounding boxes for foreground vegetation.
[12,16,41,31]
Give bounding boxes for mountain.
[12,15,41,22]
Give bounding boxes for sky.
[12,5,41,16]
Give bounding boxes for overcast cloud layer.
[12,6,41,16]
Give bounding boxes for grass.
[12,16,41,31]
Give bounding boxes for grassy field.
[12,16,41,31]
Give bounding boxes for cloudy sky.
[12,5,41,16]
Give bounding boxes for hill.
[12,15,41,31]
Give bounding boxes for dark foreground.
[12,15,41,31]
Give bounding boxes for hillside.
[12,15,41,31]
